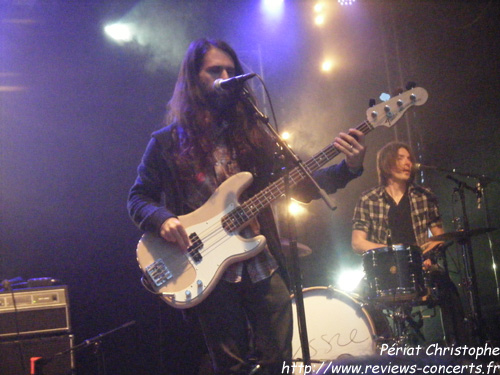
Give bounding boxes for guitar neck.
[222,120,374,232]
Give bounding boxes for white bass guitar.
[136,87,429,309]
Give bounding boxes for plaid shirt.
[352,183,442,247]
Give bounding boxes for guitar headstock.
[366,87,428,128]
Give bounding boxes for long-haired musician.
[128,38,366,374]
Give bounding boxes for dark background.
[1,1,499,374]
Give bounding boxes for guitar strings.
[188,120,373,263]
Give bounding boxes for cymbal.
[280,238,312,257]
[429,227,497,242]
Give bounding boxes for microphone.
[414,163,437,171]
[213,72,256,92]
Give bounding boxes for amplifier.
[0,286,70,338]
[0,334,74,375]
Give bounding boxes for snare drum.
[291,286,390,368]
[363,244,425,302]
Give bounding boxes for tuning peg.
[384,105,394,119]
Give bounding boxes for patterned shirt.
[352,183,442,247]
[180,130,277,284]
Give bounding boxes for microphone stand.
[240,89,336,368]
[419,164,500,328]
[32,321,135,375]
[420,166,500,299]
[446,175,485,344]
[418,164,500,186]
[477,177,500,306]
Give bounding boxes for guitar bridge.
[145,258,172,287]
[188,232,203,264]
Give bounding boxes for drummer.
[351,141,467,345]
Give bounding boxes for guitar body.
[136,171,266,309]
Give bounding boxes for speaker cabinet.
[0,334,74,375]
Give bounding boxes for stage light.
[314,3,325,13]
[288,200,306,217]
[321,59,334,73]
[281,131,291,141]
[261,0,284,18]
[338,0,356,5]
[336,268,364,292]
[314,14,325,26]
[104,23,134,43]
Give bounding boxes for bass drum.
[291,287,390,366]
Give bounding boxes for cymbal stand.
[420,165,500,306]
[476,177,500,305]
[448,176,484,343]
[390,303,424,345]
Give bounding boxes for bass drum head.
[291,286,390,364]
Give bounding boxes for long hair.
[166,38,245,127]
[166,38,273,178]
[376,141,416,186]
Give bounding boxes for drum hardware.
[363,244,426,303]
[279,238,312,258]
[363,262,448,347]
[407,309,425,341]
[422,164,499,343]
[419,305,439,320]
[387,303,426,345]
[446,176,495,344]
[428,227,497,243]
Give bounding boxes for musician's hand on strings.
[160,217,191,251]
[334,128,366,170]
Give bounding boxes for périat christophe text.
[280,343,500,375]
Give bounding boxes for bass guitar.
[136,87,429,309]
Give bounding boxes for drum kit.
[288,226,497,368]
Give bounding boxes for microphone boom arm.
[240,89,336,211]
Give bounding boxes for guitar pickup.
[188,232,203,264]
[145,258,172,287]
